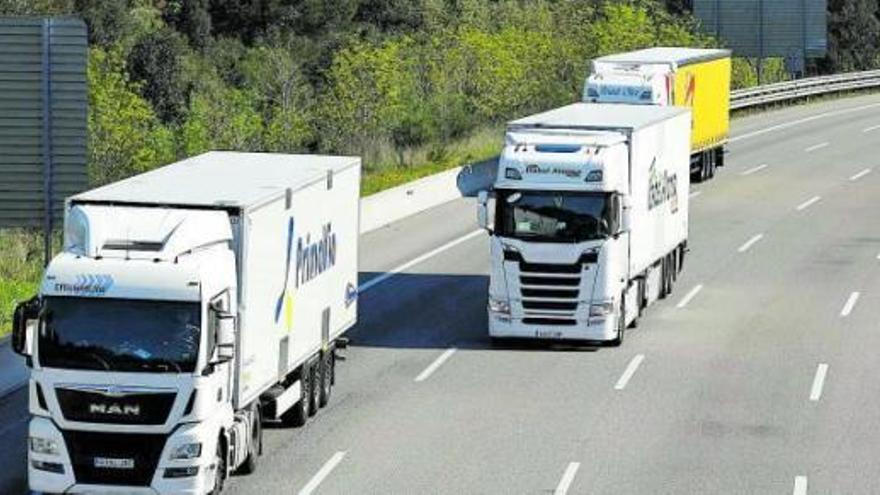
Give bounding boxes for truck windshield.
[38,297,201,373]
[496,190,614,243]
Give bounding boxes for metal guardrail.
[730,70,880,110]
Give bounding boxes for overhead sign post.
[693,0,827,80]
[0,17,88,265]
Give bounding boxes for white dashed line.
[676,284,704,309]
[840,291,860,317]
[849,168,872,181]
[793,475,808,495]
[804,142,829,153]
[359,230,483,294]
[689,190,702,199]
[737,234,764,253]
[554,462,581,495]
[298,451,347,495]
[614,354,645,390]
[796,196,821,211]
[741,164,768,176]
[863,124,880,133]
[414,347,457,382]
[809,364,829,402]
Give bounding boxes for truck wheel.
[210,440,226,495]
[318,351,333,408]
[238,404,261,475]
[610,295,625,347]
[281,367,311,427]
[658,257,669,300]
[309,360,320,416]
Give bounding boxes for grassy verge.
[0,230,46,337]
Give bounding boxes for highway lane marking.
[810,364,829,402]
[298,451,347,495]
[358,229,484,294]
[804,142,829,153]
[730,102,880,143]
[850,168,872,181]
[863,124,880,133]
[741,163,768,176]
[676,284,704,309]
[689,190,702,199]
[796,196,821,211]
[737,234,764,253]
[614,354,645,390]
[554,462,581,495]
[414,347,457,382]
[793,475,808,495]
[840,291,860,317]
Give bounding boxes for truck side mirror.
[477,190,491,232]
[213,311,236,364]
[12,296,39,357]
[619,194,631,234]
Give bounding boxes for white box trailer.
[479,104,690,344]
[13,152,360,494]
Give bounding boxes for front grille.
[522,288,579,299]
[522,300,578,311]
[521,276,579,286]
[56,388,176,425]
[519,262,580,274]
[61,430,168,486]
[524,318,577,326]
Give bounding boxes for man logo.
[89,403,141,416]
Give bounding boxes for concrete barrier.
[359,156,498,234]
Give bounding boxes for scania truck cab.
[478,104,691,344]
[12,152,361,494]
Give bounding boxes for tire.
[308,360,320,417]
[658,257,669,300]
[610,295,625,347]
[280,366,311,427]
[210,439,226,495]
[238,404,261,475]
[318,351,333,408]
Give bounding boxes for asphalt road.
[3,93,880,494]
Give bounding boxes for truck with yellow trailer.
[583,47,731,182]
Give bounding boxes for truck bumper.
[28,417,215,495]
[488,313,619,342]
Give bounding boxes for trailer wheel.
[281,367,310,427]
[238,403,261,475]
[658,257,669,300]
[319,351,333,408]
[309,360,320,416]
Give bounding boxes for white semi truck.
[478,103,690,344]
[11,152,361,494]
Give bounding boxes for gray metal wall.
[0,17,87,228]
[694,0,827,59]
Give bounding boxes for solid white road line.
[689,190,702,199]
[840,291,860,317]
[730,102,880,143]
[298,451,347,495]
[676,284,704,309]
[741,163,768,176]
[793,475,808,495]
[554,462,581,495]
[614,354,645,390]
[414,347,457,382]
[737,234,764,253]
[863,124,880,133]
[850,168,872,181]
[796,196,822,211]
[358,229,484,294]
[810,364,829,402]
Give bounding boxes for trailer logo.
[275,218,297,331]
[683,73,696,107]
[55,274,115,296]
[648,158,678,213]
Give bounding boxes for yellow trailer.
[585,47,732,182]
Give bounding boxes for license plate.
[94,457,135,469]
[535,329,563,339]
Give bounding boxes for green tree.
[821,0,880,72]
[127,28,190,123]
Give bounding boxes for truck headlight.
[488,297,511,315]
[589,302,614,317]
[170,443,202,460]
[29,436,59,456]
